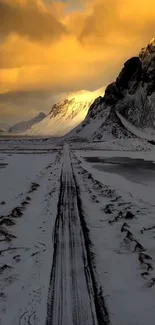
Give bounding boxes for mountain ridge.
[7,39,155,141]
[66,39,155,141]
[25,89,104,137]
[9,112,46,133]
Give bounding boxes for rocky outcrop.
[67,39,155,141]
[113,39,155,129]
[92,109,135,140]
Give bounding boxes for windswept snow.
[72,145,155,325]
[1,139,155,325]
[0,148,62,325]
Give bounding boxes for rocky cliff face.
[107,39,155,129]
[67,39,155,141]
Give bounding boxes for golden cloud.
[1,0,155,121]
[0,0,67,42]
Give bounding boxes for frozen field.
[0,137,155,324]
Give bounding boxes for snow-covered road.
[46,144,109,325]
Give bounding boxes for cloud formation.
[0,0,67,42]
[1,0,155,123]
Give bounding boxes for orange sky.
[0,0,155,123]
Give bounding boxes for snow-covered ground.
[0,148,62,324]
[1,139,155,325]
[0,137,59,153]
[117,111,155,141]
[72,145,155,325]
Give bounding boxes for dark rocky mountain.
[108,39,155,130]
[67,39,155,141]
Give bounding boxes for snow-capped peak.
[66,88,104,103]
[25,88,104,137]
[139,38,155,64]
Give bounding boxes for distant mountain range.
[0,122,10,132]
[8,39,155,141]
[9,112,46,133]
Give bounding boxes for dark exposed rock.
[104,205,113,214]
[148,278,155,287]
[104,57,142,106]
[147,263,153,271]
[125,230,134,240]
[141,272,149,279]
[135,242,145,252]
[86,97,104,119]
[140,253,152,261]
[121,222,130,232]
[11,207,23,218]
[116,57,142,89]
[125,211,135,220]
[0,264,12,274]
[93,108,134,139]
[0,218,15,227]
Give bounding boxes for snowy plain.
[0,137,155,324]
[0,142,62,324]
[72,142,155,325]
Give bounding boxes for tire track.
[46,144,109,325]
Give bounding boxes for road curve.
[46,144,109,325]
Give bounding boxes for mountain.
[0,122,10,132]
[66,98,134,141]
[106,39,155,130]
[9,112,46,133]
[25,89,103,136]
[66,39,155,141]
